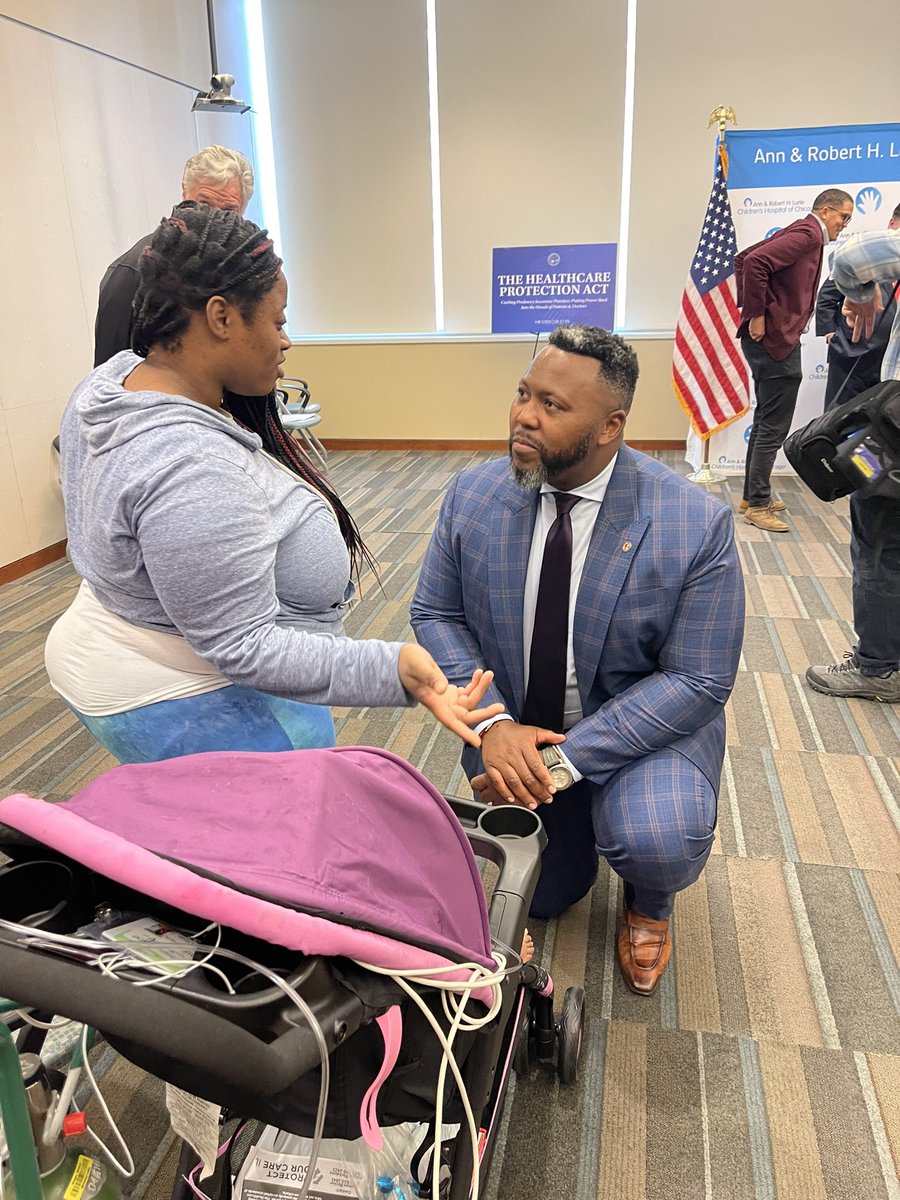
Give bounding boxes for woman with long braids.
[45,203,502,763]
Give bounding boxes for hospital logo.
[808,364,827,381]
[744,424,753,443]
[765,227,782,239]
[547,252,561,266]
[856,186,882,215]
[743,197,753,207]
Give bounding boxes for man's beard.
[508,429,594,490]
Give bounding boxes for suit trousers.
[741,337,803,508]
[850,493,900,674]
[529,748,718,922]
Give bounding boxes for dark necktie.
[521,491,580,733]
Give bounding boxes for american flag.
[673,143,749,438]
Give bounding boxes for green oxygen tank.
[1,1053,121,1200]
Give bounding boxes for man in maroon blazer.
[735,188,854,531]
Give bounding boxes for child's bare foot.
[520,929,534,964]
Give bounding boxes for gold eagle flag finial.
[708,106,737,135]
[708,106,737,173]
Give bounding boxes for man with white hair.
[93,146,254,366]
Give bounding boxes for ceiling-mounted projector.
[192,74,250,115]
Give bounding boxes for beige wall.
[283,337,683,444]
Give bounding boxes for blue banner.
[726,123,900,189]
[491,243,616,334]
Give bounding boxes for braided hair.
[132,201,281,355]
[132,202,376,581]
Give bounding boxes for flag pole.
[686,447,728,484]
[686,105,738,486]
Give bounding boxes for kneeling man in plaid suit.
[411,326,744,995]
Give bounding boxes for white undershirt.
[523,453,618,729]
[480,452,618,781]
[45,579,231,716]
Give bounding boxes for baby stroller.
[0,747,585,1200]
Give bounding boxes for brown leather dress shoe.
[616,905,672,995]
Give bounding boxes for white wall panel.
[262,0,435,335]
[0,0,210,92]
[50,45,199,354]
[0,5,220,566]
[0,20,89,408]
[436,0,626,333]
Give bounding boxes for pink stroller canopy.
[0,747,495,977]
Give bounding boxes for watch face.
[549,764,574,789]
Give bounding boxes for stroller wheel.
[557,986,585,1084]
[512,1002,534,1075]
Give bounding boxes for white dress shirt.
[480,452,618,783]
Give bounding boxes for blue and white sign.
[726,123,900,189]
[491,243,617,334]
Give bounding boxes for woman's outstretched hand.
[398,645,504,746]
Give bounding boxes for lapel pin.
[622,541,632,552]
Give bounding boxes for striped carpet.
[1,450,897,1200]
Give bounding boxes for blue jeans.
[71,685,336,764]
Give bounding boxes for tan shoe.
[616,905,672,995]
[739,498,786,513]
[744,505,789,532]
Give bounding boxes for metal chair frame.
[276,379,327,467]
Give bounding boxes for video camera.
[783,381,900,503]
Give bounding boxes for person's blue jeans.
[70,685,336,764]
[850,493,900,675]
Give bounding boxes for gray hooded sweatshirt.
[58,352,408,709]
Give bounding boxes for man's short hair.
[548,325,639,412]
[182,146,254,207]
[892,201,900,222]
[811,188,853,213]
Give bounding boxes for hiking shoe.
[744,505,789,532]
[739,498,786,513]
[806,654,900,702]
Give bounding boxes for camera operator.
[805,222,900,702]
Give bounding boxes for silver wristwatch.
[539,745,574,790]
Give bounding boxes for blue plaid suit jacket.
[410,446,745,789]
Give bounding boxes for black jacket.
[93,231,152,367]
[815,276,897,372]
